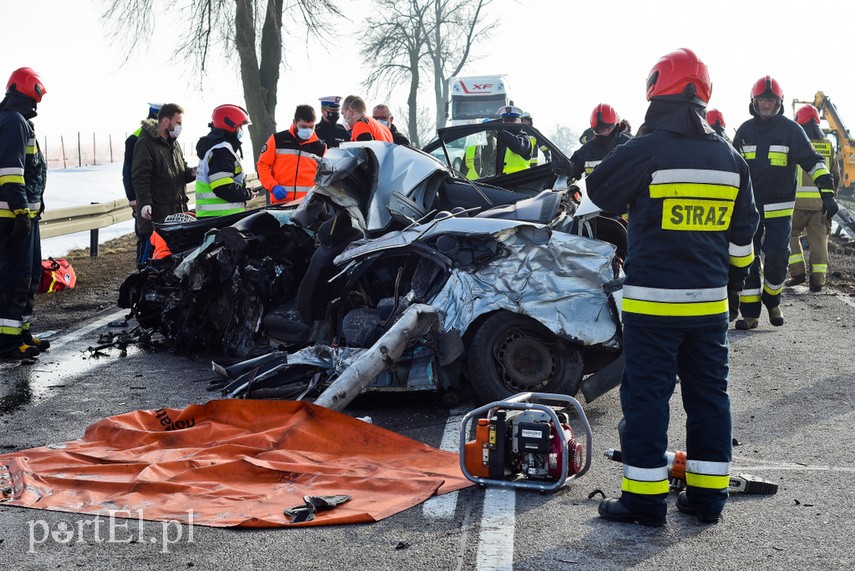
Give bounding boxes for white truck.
[447,75,512,126]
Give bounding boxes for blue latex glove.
[272,185,288,201]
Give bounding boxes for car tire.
[466,311,583,403]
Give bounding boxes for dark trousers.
[0,218,35,350]
[740,215,791,318]
[619,319,731,517]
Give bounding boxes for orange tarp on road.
[0,400,473,527]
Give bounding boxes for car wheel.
[466,311,582,403]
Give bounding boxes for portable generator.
[459,392,592,492]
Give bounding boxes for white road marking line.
[835,292,855,309]
[476,487,516,571]
[423,408,466,519]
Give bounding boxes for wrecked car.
[119,130,625,405]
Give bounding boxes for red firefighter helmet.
[706,109,725,129]
[794,104,821,126]
[750,76,783,117]
[646,48,711,107]
[6,67,46,103]
[590,103,620,136]
[211,104,251,132]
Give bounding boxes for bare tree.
[361,0,431,146]
[101,0,341,162]
[397,105,436,147]
[426,0,496,130]
[549,123,581,156]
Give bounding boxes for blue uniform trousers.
[740,215,791,318]
[619,319,731,518]
[0,218,35,350]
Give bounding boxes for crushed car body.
[119,125,626,405]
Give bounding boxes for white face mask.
[236,129,244,141]
[377,120,389,127]
[168,123,182,138]
[297,127,314,140]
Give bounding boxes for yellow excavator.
[793,91,855,196]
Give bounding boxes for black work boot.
[809,276,823,293]
[768,306,784,326]
[598,498,665,527]
[785,274,806,287]
[0,342,40,360]
[676,491,721,524]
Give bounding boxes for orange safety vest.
[350,116,394,143]
[256,127,327,204]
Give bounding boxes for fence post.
[93,132,96,166]
[61,135,67,169]
[77,132,82,167]
[89,202,99,258]
[109,134,113,163]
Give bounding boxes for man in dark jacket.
[0,67,49,359]
[123,102,161,268]
[315,96,349,148]
[732,77,837,329]
[131,102,196,262]
[372,104,410,146]
[589,48,758,527]
[569,103,632,180]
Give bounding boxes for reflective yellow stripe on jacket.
[622,285,728,317]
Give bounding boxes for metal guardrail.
[39,176,265,254]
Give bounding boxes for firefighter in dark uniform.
[705,109,732,144]
[589,48,759,526]
[733,77,837,330]
[314,96,349,148]
[0,67,49,359]
[124,102,162,269]
[569,103,632,180]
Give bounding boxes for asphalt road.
[1,284,854,570]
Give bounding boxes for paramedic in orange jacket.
[341,95,393,142]
[256,104,327,204]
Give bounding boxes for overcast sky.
[4,0,855,153]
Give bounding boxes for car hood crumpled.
[429,224,620,346]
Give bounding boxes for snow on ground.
[41,162,136,258]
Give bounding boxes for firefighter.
[195,104,256,218]
[787,104,841,292]
[341,95,393,142]
[733,77,837,329]
[706,108,732,143]
[256,104,327,205]
[588,48,759,526]
[569,103,633,180]
[124,102,162,269]
[0,67,49,359]
[315,96,349,148]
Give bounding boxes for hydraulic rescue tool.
[604,449,779,494]
[460,392,593,492]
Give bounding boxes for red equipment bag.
[37,257,77,293]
